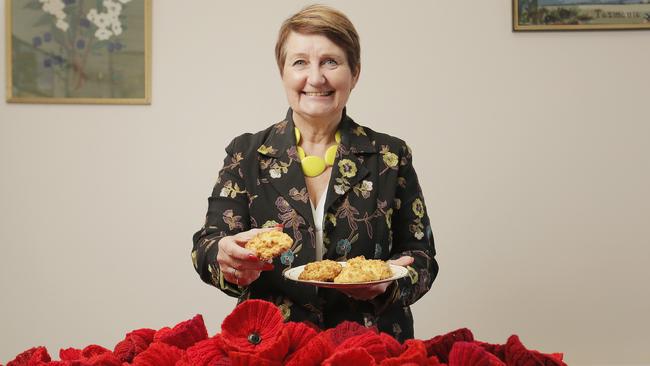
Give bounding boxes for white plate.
[283,262,408,289]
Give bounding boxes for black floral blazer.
[192,108,438,341]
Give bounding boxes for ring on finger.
[230,267,239,285]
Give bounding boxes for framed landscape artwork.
[514,0,650,31]
[6,0,151,104]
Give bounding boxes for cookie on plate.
[298,260,343,281]
[245,230,293,261]
[333,256,393,283]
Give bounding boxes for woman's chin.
[295,104,341,121]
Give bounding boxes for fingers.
[217,227,283,287]
[222,266,262,287]
[339,282,391,301]
[388,255,414,267]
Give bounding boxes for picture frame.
[513,0,650,31]
[5,0,151,104]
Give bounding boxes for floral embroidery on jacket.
[192,108,438,342]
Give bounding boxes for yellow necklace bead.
[294,128,340,177]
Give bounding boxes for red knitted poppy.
[322,347,376,366]
[228,351,282,366]
[423,327,474,362]
[505,335,566,366]
[379,332,404,357]
[379,339,429,366]
[448,341,505,366]
[182,334,229,366]
[471,340,506,362]
[220,300,286,356]
[336,332,388,363]
[58,348,82,361]
[284,321,318,357]
[113,328,156,362]
[153,314,208,350]
[81,352,123,366]
[285,333,336,366]
[324,320,375,346]
[131,342,184,366]
[80,344,111,358]
[6,346,51,366]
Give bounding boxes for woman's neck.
[293,111,341,145]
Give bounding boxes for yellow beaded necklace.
[294,127,341,177]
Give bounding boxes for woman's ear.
[351,64,361,89]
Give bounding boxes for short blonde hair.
[275,4,360,76]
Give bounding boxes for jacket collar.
[256,108,377,232]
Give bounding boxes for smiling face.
[281,32,359,125]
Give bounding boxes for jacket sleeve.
[192,137,252,298]
[372,143,438,311]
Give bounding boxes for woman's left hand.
[337,256,414,301]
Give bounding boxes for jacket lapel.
[257,110,315,229]
[323,114,377,216]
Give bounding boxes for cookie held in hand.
[245,230,293,261]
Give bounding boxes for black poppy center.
[247,332,262,345]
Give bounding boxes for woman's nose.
[307,65,326,86]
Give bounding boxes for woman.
[192,4,438,341]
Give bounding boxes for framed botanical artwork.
[514,0,650,31]
[5,0,151,104]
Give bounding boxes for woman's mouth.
[302,91,334,97]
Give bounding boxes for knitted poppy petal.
[6,346,51,366]
[423,328,474,362]
[474,341,506,362]
[221,300,285,354]
[324,320,375,346]
[285,333,336,366]
[58,348,82,361]
[322,347,376,366]
[448,341,505,366]
[153,314,208,350]
[131,342,184,366]
[255,328,291,361]
[84,352,123,366]
[379,339,428,366]
[80,345,111,358]
[428,355,444,365]
[379,333,404,357]
[183,334,229,366]
[229,351,283,366]
[285,321,318,355]
[336,332,388,363]
[505,335,567,366]
[113,328,156,362]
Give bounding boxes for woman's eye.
[323,59,338,66]
[292,60,306,66]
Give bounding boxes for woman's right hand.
[216,226,281,286]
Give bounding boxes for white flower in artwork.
[56,18,69,31]
[111,22,123,36]
[41,0,68,31]
[87,9,99,22]
[86,0,128,41]
[95,28,112,41]
[94,13,111,28]
[103,0,122,16]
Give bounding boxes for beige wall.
[1,1,649,364]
